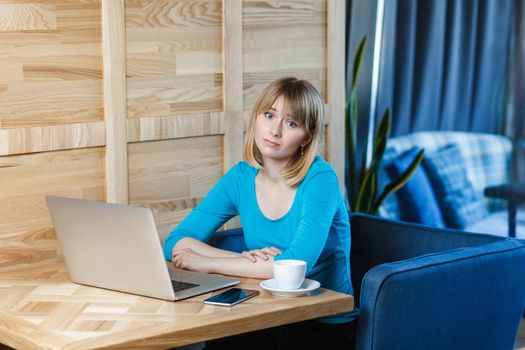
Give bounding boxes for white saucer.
[259,279,321,297]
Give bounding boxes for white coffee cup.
[273,259,307,290]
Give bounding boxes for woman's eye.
[264,112,273,119]
[285,120,297,128]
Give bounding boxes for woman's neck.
[259,158,287,185]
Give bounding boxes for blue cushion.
[387,147,446,227]
[423,144,489,228]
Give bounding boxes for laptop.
[46,195,239,301]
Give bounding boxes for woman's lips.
[263,138,280,148]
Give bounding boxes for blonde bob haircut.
[244,77,325,187]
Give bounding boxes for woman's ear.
[301,135,312,148]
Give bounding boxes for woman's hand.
[172,248,210,272]
[241,247,281,262]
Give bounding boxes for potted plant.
[346,37,424,214]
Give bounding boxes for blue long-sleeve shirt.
[163,157,353,323]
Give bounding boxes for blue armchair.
[351,214,525,350]
[209,214,525,350]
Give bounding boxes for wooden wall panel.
[126,74,223,119]
[0,147,105,273]
[0,0,346,271]
[0,122,105,156]
[223,0,243,171]
[242,0,327,109]
[124,0,228,234]
[326,0,346,190]
[125,0,223,119]
[128,136,223,241]
[0,1,106,272]
[0,1,103,129]
[103,0,129,204]
[127,112,224,142]
[0,4,56,32]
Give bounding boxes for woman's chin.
[260,152,294,164]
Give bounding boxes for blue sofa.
[209,214,525,350]
[380,131,525,237]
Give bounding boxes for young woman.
[163,77,355,349]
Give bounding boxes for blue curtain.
[373,0,513,136]
[507,0,525,180]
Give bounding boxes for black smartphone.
[203,288,260,306]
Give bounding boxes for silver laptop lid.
[46,196,177,300]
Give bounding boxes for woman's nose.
[270,123,282,137]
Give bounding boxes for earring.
[301,146,304,156]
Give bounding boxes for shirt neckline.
[252,168,300,223]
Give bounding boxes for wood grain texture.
[242,0,327,109]
[103,0,129,204]
[125,0,223,119]
[0,1,103,129]
[0,122,105,156]
[56,2,102,45]
[125,0,222,28]
[0,80,103,128]
[222,0,243,229]
[127,112,224,142]
[0,4,56,32]
[327,0,346,190]
[0,270,353,349]
[223,0,243,171]
[0,148,105,272]
[23,55,102,81]
[126,74,223,119]
[128,136,223,240]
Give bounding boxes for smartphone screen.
[203,288,259,306]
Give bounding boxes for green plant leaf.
[355,170,377,213]
[346,36,366,211]
[356,109,390,211]
[371,149,425,214]
[358,127,368,189]
[352,37,367,90]
[346,89,359,210]
[368,109,391,175]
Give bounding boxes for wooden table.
[484,181,525,238]
[0,264,353,350]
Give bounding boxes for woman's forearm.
[171,241,276,279]
[173,237,240,259]
[205,256,274,279]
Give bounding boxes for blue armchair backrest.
[207,228,247,253]
[350,214,504,303]
[357,238,525,350]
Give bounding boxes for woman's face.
[254,95,310,164]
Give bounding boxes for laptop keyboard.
[171,280,199,293]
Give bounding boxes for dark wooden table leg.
[509,200,517,238]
